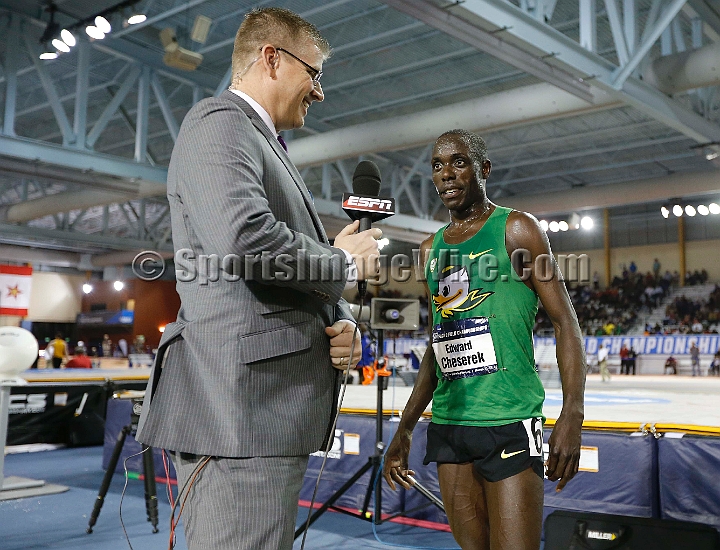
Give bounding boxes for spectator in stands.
[65,347,92,369]
[709,349,720,376]
[664,355,678,375]
[690,342,701,376]
[593,271,600,290]
[598,344,610,382]
[653,258,661,281]
[691,319,704,333]
[629,261,637,275]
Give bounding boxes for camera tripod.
[294,328,444,539]
[87,398,159,534]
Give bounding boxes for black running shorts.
[423,419,545,482]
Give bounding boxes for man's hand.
[334,221,382,280]
[382,430,416,491]
[325,320,361,371]
[545,412,583,492]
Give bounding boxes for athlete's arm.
[383,236,438,490]
[506,211,585,492]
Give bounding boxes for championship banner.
[0,264,32,316]
[535,335,720,356]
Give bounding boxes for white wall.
[0,272,84,326]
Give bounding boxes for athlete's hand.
[383,429,416,490]
[545,412,583,491]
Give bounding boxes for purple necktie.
[277,135,288,152]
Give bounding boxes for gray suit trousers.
[172,453,309,550]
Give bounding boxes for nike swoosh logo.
[500,449,526,459]
[468,248,493,260]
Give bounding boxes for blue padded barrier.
[658,436,720,531]
[542,430,658,519]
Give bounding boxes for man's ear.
[260,44,279,74]
[482,159,492,179]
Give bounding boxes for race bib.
[432,317,498,380]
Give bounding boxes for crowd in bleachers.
[648,284,720,335]
[356,259,718,338]
[535,260,678,336]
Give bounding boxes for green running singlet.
[425,205,545,426]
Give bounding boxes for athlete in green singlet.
[383,130,586,550]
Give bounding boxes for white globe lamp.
[0,327,38,380]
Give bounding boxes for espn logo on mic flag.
[0,265,32,316]
[341,193,395,222]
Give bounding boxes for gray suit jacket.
[136,91,353,457]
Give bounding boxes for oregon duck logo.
[432,265,493,318]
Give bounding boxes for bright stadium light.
[673,204,683,217]
[685,205,696,217]
[113,280,124,291]
[39,52,58,60]
[697,205,709,216]
[539,220,549,231]
[82,283,93,294]
[661,206,670,218]
[60,29,76,47]
[548,221,560,233]
[709,203,720,215]
[580,216,594,229]
[85,25,105,40]
[128,14,147,25]
[559,221,569,231]
[95,16,111,34]
[52,38,70,53]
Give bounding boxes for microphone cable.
[299,299,364,550]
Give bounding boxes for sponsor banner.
[8,384,107,446]
[534,335,720,355]
[0,264,32,316]
[77,309,134,325]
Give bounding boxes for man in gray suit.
[136,8,381,550]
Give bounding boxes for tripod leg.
[142,445,159,533]
[294,459,375,540]
[360,458,381,521]
[87,425,131,534]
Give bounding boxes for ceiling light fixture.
[673,205,683,217]
[52,38,70,53]
[709,203,720,215]
[580,216,594,229]
[685,205,696,217]
[660,206,670,219]
[127,14,147,25]
[539,220,549,231]
[85,25,105,40]
[95,15,112,34]
[549,221,560,233]
[697,205,709,216]
[60,29,76,47]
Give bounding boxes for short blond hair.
[231,8,331,84]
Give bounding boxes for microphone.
[341,161,396,297]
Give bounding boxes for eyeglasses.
[276,47,323,87]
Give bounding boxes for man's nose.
[311,82,324,102]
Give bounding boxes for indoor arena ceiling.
[0,0,719,271]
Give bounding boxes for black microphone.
[352,161,382,234]
[341,161,395,298]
